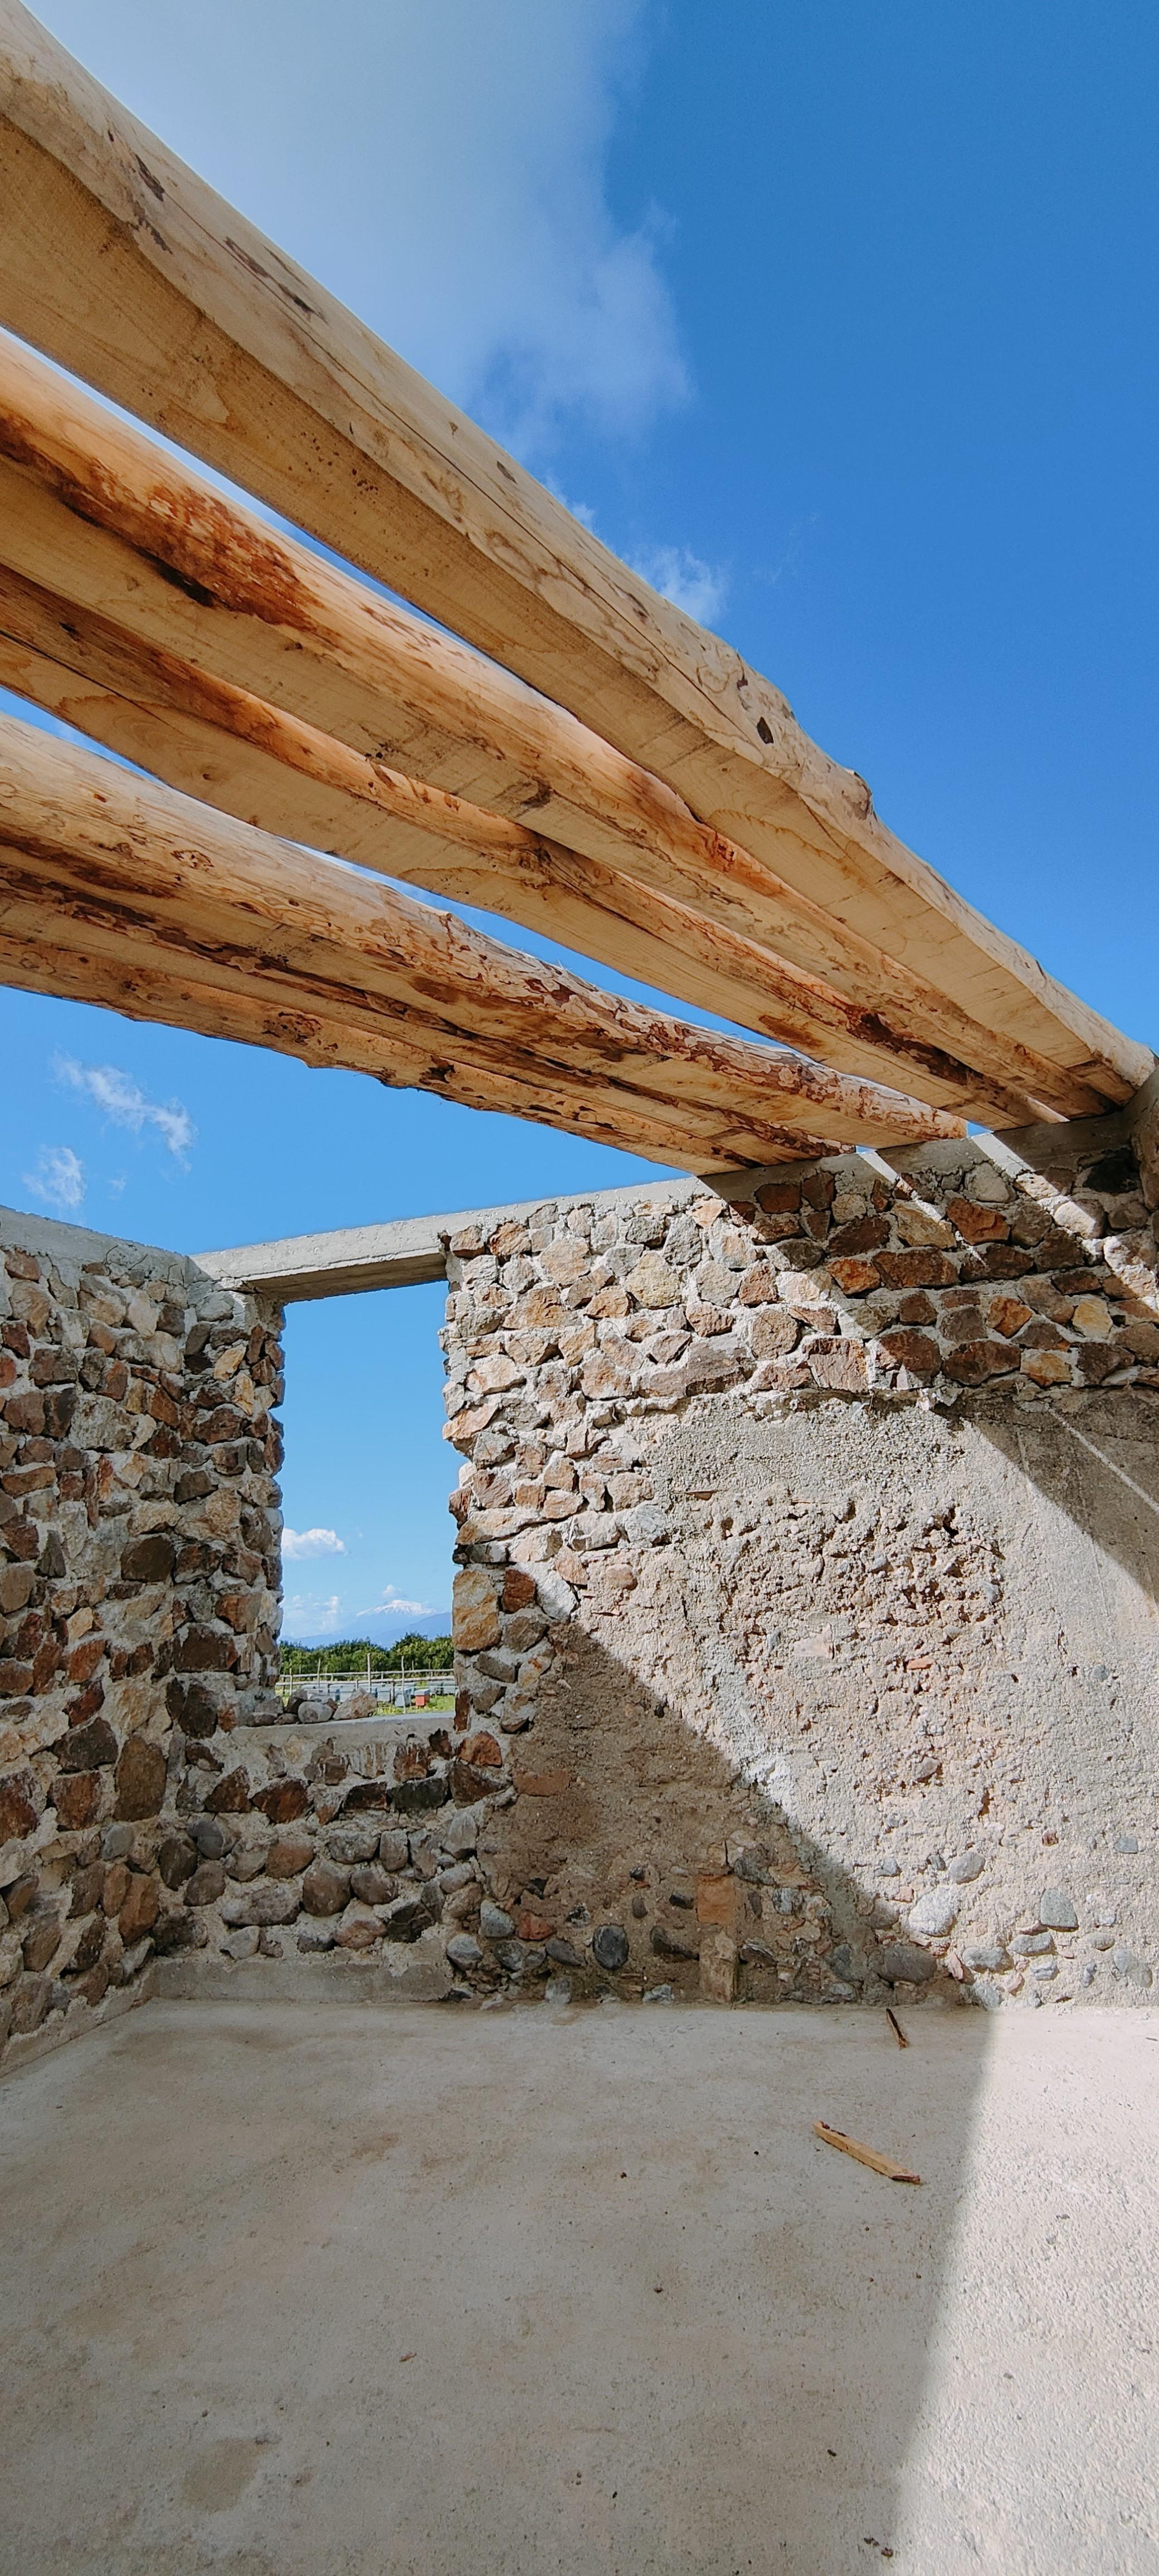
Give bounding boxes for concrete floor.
[1,1999,1156,2576]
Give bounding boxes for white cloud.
[33,1,688,462]
[358,1584,437,1618]
[23,1145,85,1213]
[54,1055,195,1164]
[283,1591,343,1633]
[631,544,729,627]
[283,1527,347,1562]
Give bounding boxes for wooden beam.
[0,330,1117,1123]
[0,923,802,1175]
[0,557,1050,1128]
[0,10,1148,1116]
[0,713,965,1169]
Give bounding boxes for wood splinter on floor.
[814,2122,922,2184]
[886,2008,909,2048]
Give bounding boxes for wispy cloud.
[358,1584,437,1619]
[23,1145,85,1214]
[54,1054,195,1164]
[283,1591,343,1633]
[283,1526,346,1561]
[35,1,688,464]
[631,544,729,627]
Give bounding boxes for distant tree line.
[279,1631,454,1677]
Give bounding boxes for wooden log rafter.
[0,7,1150,1131]
[0,712,967,1175]
[0,332,1125,1126]
[0,555,1052,1132]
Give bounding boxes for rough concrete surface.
[1,2001,1156,2575]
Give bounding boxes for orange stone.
[461,1732,502,1769]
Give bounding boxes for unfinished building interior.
[0,9,1156,2570]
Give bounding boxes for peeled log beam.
[0,882,845,1173]
[0,567,1046,1129]
[0,714,965,1164]
[0,919,829,1175]
[0,18,1148,1115]
[0,336,1118,1125]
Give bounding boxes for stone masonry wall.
[0,1208,281,2066]
[3,1081,1157,2054]
[440,1108,1159,2012]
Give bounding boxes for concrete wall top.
[193,1072,1159,1303]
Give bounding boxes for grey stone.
[1012,1930,1054,1956]
[830,1943,864,1985]
[642,1983,675,2004]
[908,1887,958,1937]
[878,1943,936,1984]
[446,1934,483,1969]
[592,1924,630,1972]
[545,1936,581,1968]
[377,1829,410,1873]
[731,1847,769,1885]
[1040,1889,1078,1931]
[296,1923,336,1953]
[185,1861,227,1907]
[479,1900,515,1940]
[948,1852,984,1884]
[962,1943,1011,1972]
[325,1821,383,1865]
[1033,1960,1058,1980]
[227,1845,267,1882]
[534,1569,577,1620]
[478,1648,519,1682]
[349,1865,396,1906]
[221,1928,260,1960]
[493,1939,525,1973]
[442,1806,482,1856]
[1114,1833,1139,1855]
[101,1824,134,1861]
[543,1975,572,2004]
[221,1884,300,1927]
[190,1817,227,1861]
[379,1895,432,1941]
[436,1862,476,1894]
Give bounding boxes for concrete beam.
[193,1073,1159,1302]
[193,1177,704,1302]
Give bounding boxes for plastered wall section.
[441,1116,1159,2011]
[0,1206,282,2066]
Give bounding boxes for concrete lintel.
[193,1173,705,1301]
[192,1071,1159,1302]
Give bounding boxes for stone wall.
[0,1207,281,2064]
[441,1110,1159,2012]
[3,1081,1157,2056]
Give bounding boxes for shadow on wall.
[454,1614,991,2562]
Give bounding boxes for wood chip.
[885,2007,909,2048]
[814,2121,921,2184]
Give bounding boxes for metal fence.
[275,1668,454,1713]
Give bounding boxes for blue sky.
[4,1,1156,1637]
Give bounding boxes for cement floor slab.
[1,1999,1155,2575]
